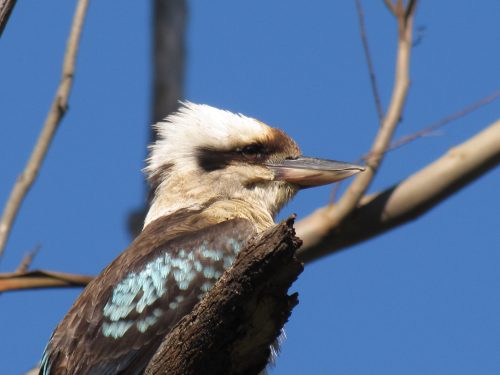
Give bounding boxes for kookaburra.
[39,103,364,374]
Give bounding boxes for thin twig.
[361,90,500,160]
[0,0,89,260]
[0,0,16,36]
[297,3,417,249]
[355,0,384,123]
[16,244,41,273]
[0,269,93,293]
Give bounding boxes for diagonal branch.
[0,269,93,293]
[0,0,89,259]
[297,119,500,263]
[297,3,417,254]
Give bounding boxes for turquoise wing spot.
[102,321,134,339]
[229,238,242,254]
[102,237,245,339]
[102,247,200,338]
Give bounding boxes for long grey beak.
[267,156,365,188]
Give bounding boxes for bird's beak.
[266,156,365,188]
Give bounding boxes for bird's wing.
[40,210,256,375]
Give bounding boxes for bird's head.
[144,103,364,228]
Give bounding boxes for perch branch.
[145,218,303,375]
[0,0,89,259]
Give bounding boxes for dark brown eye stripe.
[196,127,301,172]
[196,146,268,172]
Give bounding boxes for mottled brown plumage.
[41,208,256,374]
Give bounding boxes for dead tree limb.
[0,0,89,259]
[145,217,303,375]
[297,119,500,263]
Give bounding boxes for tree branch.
[297,3,417,254]
[0,270,93,293]
[297,119,500,263]
[5,120,498,290]
[0,0,16,37]
[0,0,89,259]
[145,217,303,375]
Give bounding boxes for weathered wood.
[145,217,303,375]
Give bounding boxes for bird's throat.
[144,197,275,233]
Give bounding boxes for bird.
[39,102,364,374]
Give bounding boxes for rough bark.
[145,217,303,375]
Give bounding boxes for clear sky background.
[1,1,499,374]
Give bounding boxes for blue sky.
[1,1,499,374]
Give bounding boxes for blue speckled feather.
[39,209,255,375]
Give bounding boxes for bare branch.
[302,2,417,253]
[0,0,89,259]
[0,269,93,293]
[355,0,384,123]
[145,218,303,375]
[0,0,16,36]
[297,119,500,263]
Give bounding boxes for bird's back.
[40,208,256,375]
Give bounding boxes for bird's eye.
[242,145,260,154]
[240,144,263,159]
